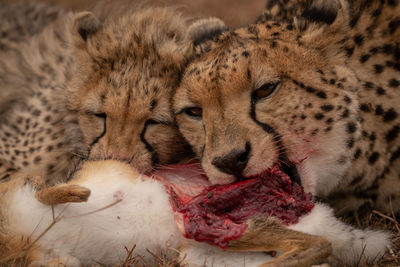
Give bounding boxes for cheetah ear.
[188,17,228,52]
[72,12,101,46]
[294,0,343,31]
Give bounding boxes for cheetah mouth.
[152,163,313,249]
[248,161,302,186]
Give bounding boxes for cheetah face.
[66,11,194,174]
[71,72,189,174]
[174,24,361,195]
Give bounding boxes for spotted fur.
[0,3,199,186]
[174,0,400,214]
[0,2,62,51]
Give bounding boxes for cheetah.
[0,1,62,50]
[0,2,63,112]
[0,2,222,198]
[174,0,400,214]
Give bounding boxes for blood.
[152,164,314,249]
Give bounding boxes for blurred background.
[0,0,266,27]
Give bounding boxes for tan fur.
[0,3,194,203]
[229,217,332,267]
[35,184,90,205]
[174,0,400,214]
[0,174,32,265]
[66,7,194,171]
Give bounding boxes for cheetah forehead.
[85,7,192,66]
[68,7,193,119]
[179,29,324,104]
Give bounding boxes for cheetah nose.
[211,142,251,179]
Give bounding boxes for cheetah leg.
[227,217,332,267]
[35,184,91,205]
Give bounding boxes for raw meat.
[152,164,314,249]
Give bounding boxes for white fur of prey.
[6,160,390,266]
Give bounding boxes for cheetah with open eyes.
[174,0,400,214]
[0,2,223,194]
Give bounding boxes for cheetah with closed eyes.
[0,2,224,200]
[174,0,400,214]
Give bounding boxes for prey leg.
[228,217,332,267]
[35,184,91,205]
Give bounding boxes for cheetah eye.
[146,119,161,125]
[93,113,107,119]
[86,110,107,119]
[252,82,280,102]
[183,107,202,119]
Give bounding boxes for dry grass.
[118,245,185,267]
[0,236,30,267]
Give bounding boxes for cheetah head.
[65,9,225,173]
[174,10,362,196]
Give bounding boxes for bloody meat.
[153,164,314,249]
